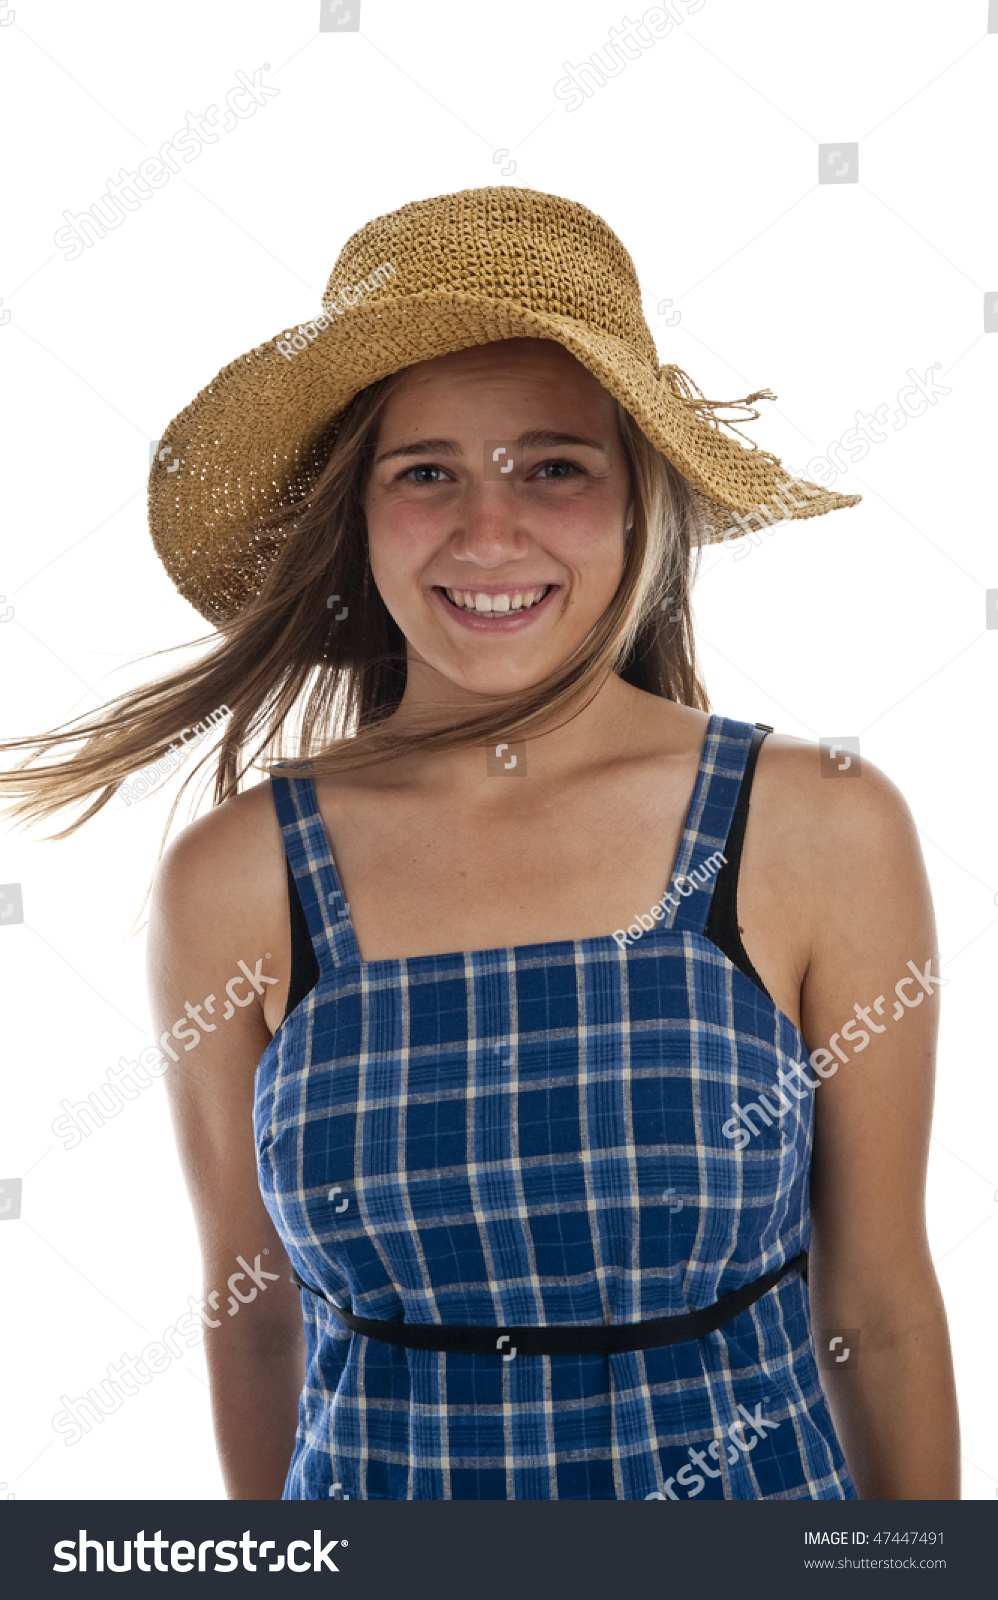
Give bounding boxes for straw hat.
[148,185,860,624]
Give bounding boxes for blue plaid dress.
[255,713,857,1500]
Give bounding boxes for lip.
[432,584,560,630]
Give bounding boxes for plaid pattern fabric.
[255,714,857,1500]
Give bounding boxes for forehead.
[382,338,616,416]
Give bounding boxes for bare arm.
[147,786,304,1500]
[790,750,960,1499]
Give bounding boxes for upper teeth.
[444,587,549,613]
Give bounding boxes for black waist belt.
[290,1252,807,1356]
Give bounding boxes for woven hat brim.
[149,292,860,623]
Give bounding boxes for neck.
[377,668,642,792]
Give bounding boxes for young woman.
[2,187,958,1501]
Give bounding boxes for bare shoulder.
[752,731,919,858]
[747,732,930,940]
[149,777,287,954]
[617,691,920,890]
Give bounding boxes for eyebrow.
[373,428,609,464]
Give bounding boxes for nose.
[448,479,529,568]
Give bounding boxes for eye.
[532,458,584,480]
[397,463,450,484]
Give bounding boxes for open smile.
[433,583,559,628]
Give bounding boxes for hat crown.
[322,186,659,366]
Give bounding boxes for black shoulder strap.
[284,856,321,1023]
[702,723,773,999]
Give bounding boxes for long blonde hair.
[0,368,709,849]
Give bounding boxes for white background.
[0,0,995,1500]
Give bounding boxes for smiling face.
[362,338,633,704]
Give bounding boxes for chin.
[449,668,553,698]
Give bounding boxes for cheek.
[545,512,625,585]
[364,500,434,591]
